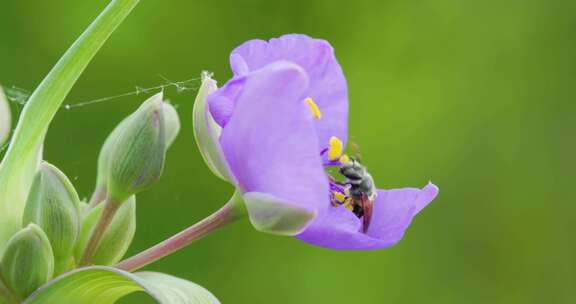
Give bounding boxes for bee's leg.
[352,202,364,218]
[331,191,348,207]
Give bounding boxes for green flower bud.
[1,224,54,299]
[93,93,179,205]
[106,93,167,203]
[0,86,11,147]
[75,196,136,265]
[23,162,80,275]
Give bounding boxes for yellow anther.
[343,198,354,211]
[328,136,344,161]
[305,97,322,119]
[333,192,346,203]
[339,154,350,164]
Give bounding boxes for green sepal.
[192,73,233,182]
[242,192,317,236]
[162,101,181,148]
[95,112,129,192]
[0,87,10,147]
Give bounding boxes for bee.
[339,158,377,233]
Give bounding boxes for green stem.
[0,0,140,253]
[79,199,121,266]
[116,192,245,272]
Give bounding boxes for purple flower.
[193,34,438,250]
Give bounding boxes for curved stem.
[79,199,121,266]
[116,192,244,272]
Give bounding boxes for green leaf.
[24,266,220,304]
[0,0,140,254]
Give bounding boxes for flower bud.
[106,93,167,203]
[23,162,80,275]
[75,196,136,265]
[1,224,54,299]
[94,93,179,205]
[0,86,11,147]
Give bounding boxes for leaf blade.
[24,266,220,304]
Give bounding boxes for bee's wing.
[350,141,363,162]
[360,194,374,233]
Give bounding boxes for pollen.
[328,136,344,161]
[343,198,354,211]
[333,191,346,203]
[339,154,350,164]
[305,97,322,119]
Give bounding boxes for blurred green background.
[1,0,575,303]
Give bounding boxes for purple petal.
[216,34,349,150]
[208,77,245,127]
[296,183,438,250]
[219,61,330,215]
[366,183,439,243]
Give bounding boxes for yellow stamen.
[305,97,322,119]
[333,192,346,203]
[343,198,354,211]
[328,136,343,161]
[339,154,350,164]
